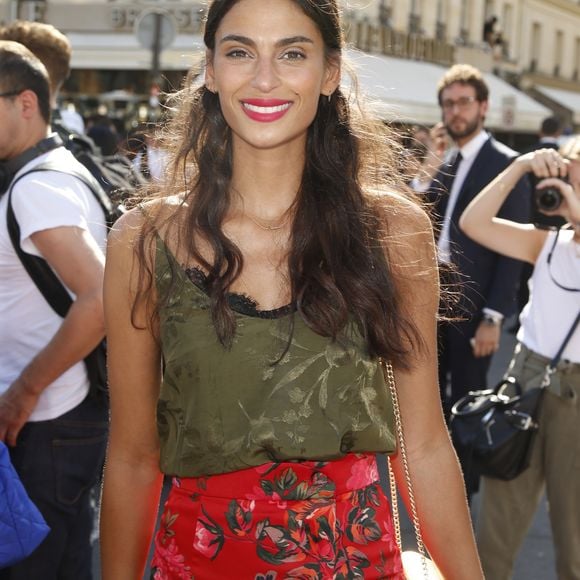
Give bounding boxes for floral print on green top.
[154,235,397,478]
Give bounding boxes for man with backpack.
[0,20,147,206]
[0,41,108,579]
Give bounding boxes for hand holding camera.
[518,148,579,221]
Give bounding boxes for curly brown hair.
[0,20,71,98]
[437,63,489,105]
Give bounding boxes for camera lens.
[535,186,562,211]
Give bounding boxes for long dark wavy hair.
[134,0,427,368]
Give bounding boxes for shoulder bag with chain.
[381,360,444,580]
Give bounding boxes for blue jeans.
[0,394,108,579]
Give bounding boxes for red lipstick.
[241,98,292,122]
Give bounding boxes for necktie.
[435,151,463,224]
[445,151,463,193]
[434,151,463,249]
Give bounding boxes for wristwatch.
[481,313,503,326]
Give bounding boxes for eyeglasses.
[441,96,478,111]
[0,90,22,98]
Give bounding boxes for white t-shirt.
[518,229,580,362]
[0,146,107,421]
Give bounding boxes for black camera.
[535,186,562,211]
[534,177,567,212]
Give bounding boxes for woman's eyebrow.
[219,34,314,48]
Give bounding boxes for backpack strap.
[6,171,73,317]
[11,161,119,226]
[5,161,116,315]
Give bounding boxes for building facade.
[0,0,207,126]
[344,0,580,131]
[0,0,578,133]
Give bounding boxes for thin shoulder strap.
[546,227,580,293]
[551,309,580,368]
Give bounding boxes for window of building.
[554,29,564,76]
[574,36,580,79]
[530,22,541,72]
[484,0,496,21]
[409,0,423,35]
[16,0,46,21]
[378,0,393,27]
[436,0,448,41]
[500,3,513,57]
[459,0,471,44]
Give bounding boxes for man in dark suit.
[412,64,530,498]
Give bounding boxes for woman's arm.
[458,150,565,264]
[100,209,164,579]
[385,197,483,579]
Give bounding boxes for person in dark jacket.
[411,64,530,498]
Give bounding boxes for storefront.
[61,31,203,129]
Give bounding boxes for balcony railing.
[15,0,46,21]
[344,19,454,66]
[109,4,205,32]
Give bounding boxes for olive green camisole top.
[155,235,397,477]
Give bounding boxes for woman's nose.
[251,58,281,92]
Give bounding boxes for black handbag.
[450,310,580,481]
[450,376,543,480]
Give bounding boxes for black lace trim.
[184,266,294,319]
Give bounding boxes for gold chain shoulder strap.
[382,359,433,579]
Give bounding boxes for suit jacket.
[428,136,530,322]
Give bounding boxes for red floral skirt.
[151,454,404,579]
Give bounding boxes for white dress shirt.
[437,130,489,263]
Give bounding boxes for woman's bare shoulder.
[369,190,438,306]
[368,188,433,239]
[108,195,185,246]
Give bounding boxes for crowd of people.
[0,2,578,579]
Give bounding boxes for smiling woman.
[99,1,484,578]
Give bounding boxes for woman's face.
[205,0,340,154]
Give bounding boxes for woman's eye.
[226,49,250,59]
[282,50,306,61]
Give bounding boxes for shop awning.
[67,32,203,71]
[343,49,551,132]
[534,85,580,125]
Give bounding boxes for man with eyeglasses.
[0,41,108,578]
[412,64,530,501]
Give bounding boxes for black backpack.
[52,115,148,209]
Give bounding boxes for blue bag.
[0,441,50,568]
